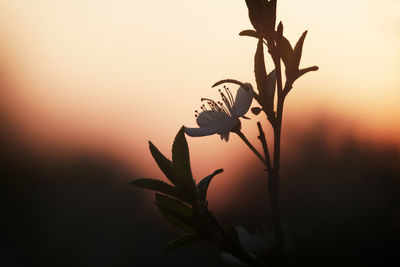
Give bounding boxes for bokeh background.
[1,0,399,266]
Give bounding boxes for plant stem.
[257,122,272,172]
[234,130,266,166]
[270,49,285,262]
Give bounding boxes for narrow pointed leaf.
[197,169,223,202]
[278,34,294,68]
[239,29,261,40]
[155,193,195,234]
[297,66,319,79]
[293,31,308,69]
[254,38,269,108]
[265,0,277,37]
[155,193,192,218]
[156,206,195,234]
[172,127,196,192]
[212,79,249,91]
[149,141,177,185]
[245,0,277,43]
[276,22,283,41]
[245,0,263,34]
[129,178,188,202]
[163,234,200,253]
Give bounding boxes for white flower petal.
[184,126,220,137]
[216,117,239,135]
[220,252,247,266]
[197,112,239,135]
[236,225,266,252]
[185,117,238,139]
[196,111,227,127]
[232,83,253,117]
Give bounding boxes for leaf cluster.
[130,127,225,253]
[130,1,319,265]
[240,7,318,122]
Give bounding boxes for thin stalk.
[234,130,266,166]
[270,47,285,261]
[257,122,272,172]
[274,97,284,168]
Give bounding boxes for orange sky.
[0,0,399,183]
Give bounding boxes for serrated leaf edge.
[163,234,200,253]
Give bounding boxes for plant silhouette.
[130,0,319,266]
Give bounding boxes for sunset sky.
[0,0,399,183]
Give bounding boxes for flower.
[235,225,267,252]
[184,83,253,141]
[220,225,267,266]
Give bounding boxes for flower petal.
[196,111,227,127]
[220,251,247,266]
[235,225,266,252]
[232,83,253,117]
[185,116,239,140]
[184,126,218,137]
[217,117,240,135]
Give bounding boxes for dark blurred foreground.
[225,120,400,266]
[0,114,225,266]
[1,115,399,266]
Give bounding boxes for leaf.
[245,0,263,34]
[293,31,308,69]
[155,193,195,234]
[276,21,283,40]
[129,178,188,202]
[157,206,195,234]
[297,66,319,79]
[163,234,200,253]
[155,193,192,218]
[278,34,294,68]
[212,79,248,90]
[264,0,277,39]
[254,38,269,108]
[197,169,223,202]
[149,141,177,185]
[239,29,261,39]
[245,0,277,42]
[172,127,196,193]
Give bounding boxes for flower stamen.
[218,101,231,117]
[218,87,235,115]
[224,86,235,107]
[185,82,253,142]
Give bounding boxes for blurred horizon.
[1,108,399,266]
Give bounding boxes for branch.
[234,130,266,166]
